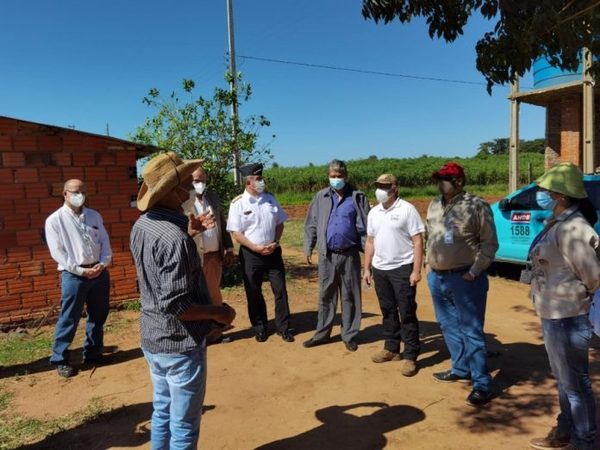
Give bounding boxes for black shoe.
[432,370,471,383]
[277,330,295,342]
[302,338,327,348]
[83,354,112,365]
[344,340,358,352]
[466,389,492,407]
[255,331,268,342]
[56,364,77,378]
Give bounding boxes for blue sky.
[0,0,545,167]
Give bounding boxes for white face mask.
[254,179,266,194]
[193,182,206,195]
[375,188,391,204]
[68,192,85,208]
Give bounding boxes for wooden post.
[509,78,520,191]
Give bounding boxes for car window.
[584,180,600,210]
[510,185,542,210]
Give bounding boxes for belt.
[79,262,99,268]
[431,266,471,275]
[328,247,357,254]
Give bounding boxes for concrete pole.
[582,48,595,174]
[227,0,242,186]
[509,78,520,191]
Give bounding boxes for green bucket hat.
[536,162,587,199]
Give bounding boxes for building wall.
[0,118,141,324]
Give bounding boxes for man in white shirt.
[45,179,112,378]
[226,163,293,343]
[363,174,425,377]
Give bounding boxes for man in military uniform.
[226,163,294,343]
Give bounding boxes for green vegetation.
[0,333,52,367]
[265,153,544,205]
[280,219,305,251]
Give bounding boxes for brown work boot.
[401,359,418,377]
[529,427,571,449]
[371,350,401,363]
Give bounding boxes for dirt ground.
[3,241,600,450]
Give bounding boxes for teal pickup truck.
[490,175,600,264]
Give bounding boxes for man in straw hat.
[130,152,236,449]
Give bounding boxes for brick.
[0,199,14,214]
[17,261,45,277]
[0,168,14,183]
[87,196,110,210]
[96,152,116,166]
[51,182,66,196]
[118,179,139,194]
[62,134,85,150]
[116,151,136,166]
[13,167,39,183]
[7,247,31,263]
[15,198,39,215]
[0,263,18,281]
[109,194,130,209]
[0,231,17,247]
[73,152,96,166]
[0,294,21,312]
[0,214,31,230]
[38,135,62,152]
[16,229,44,246]
[0,184,25,199]
[119,207,140,222]
[96,180,120,195]
[39,197,62,214]
[2,152,25,167]
[0,118,18,134]
[0,281,7,296]
[12,136,38,152]
[61,167,83,181]
[24,152,52,167]
[29,213,46,229]
[85,167,107,180]
[0,136,13,151]
[109,223,132,238]
[7,278,33,295]
[21,291,48,308]
[25,183,50,199]
[33,275,60,291]
[111,251,134,266]
[99,208,120,223]
[39,166,62,179]
[50,152,72,166]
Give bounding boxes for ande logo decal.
[511,212,531,224]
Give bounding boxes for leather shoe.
[83,354,111,365]
[466,389,492,407]
[432,370,471,383]
[277,330,295,342]
[56,364,77,378]
[255,331,268,342]
[302,338,327,348]
[344,340,358,352]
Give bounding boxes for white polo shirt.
[226,190,288,245]
[367,197,425,270]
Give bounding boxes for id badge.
[444,229,454,244]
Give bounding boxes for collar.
[376,197,401,212]
[62,203,85,218]
[329,184,350,198]
[556,205,579,222]
[441,190,465,207]
[147,206,188,231]
[243,189,265,203]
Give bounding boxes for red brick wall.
[0,118,141,324]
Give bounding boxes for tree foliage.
[131,75,273,202]
[476,137,545,156]
[362,0,600,92]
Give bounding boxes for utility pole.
[509,78,520,192]
[583,47,595,173]
[227,0,242,186]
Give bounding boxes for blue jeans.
[50,270,110,364]
[427,270,491,392]
[143,347,207,450]
[542,314,596,450]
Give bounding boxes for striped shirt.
[130,206,211,353]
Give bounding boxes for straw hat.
[536,162,587,199]
[137,152,204,212]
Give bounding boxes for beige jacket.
[530,207,600,319]
[182,190,233,264]
[426,191,498,276]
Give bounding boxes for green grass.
[280,219,305,251]
[0,333,52,367]
[118,298,141,311]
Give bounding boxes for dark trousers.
[50,270,110,364]
[239,245,290,333]
[373,264,420,360]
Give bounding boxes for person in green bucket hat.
[528,163,600,450]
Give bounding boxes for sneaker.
[465,389,492,407]
[529,427,571,449]
[401,359,418,377]
[371,350,401,363]
[56,364,77,378]
[432,370,471,383]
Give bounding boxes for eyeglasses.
[65,190,86,194]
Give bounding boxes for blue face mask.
[536,190,557,210]
[329,178,345,191]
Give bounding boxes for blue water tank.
[533,57,583,89]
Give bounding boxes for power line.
[238,54,490,87]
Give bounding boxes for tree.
[476,137,544,156]
[131,75,273,202]
[362,1,600,92]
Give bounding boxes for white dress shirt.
[45,204,112,276]
[367,197,425,270]
[227,190,288,245]
[193,197,220,253]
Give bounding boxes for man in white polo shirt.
[363,174,425,377]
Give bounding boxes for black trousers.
[239,245,290,333]
[373,264,420,360]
